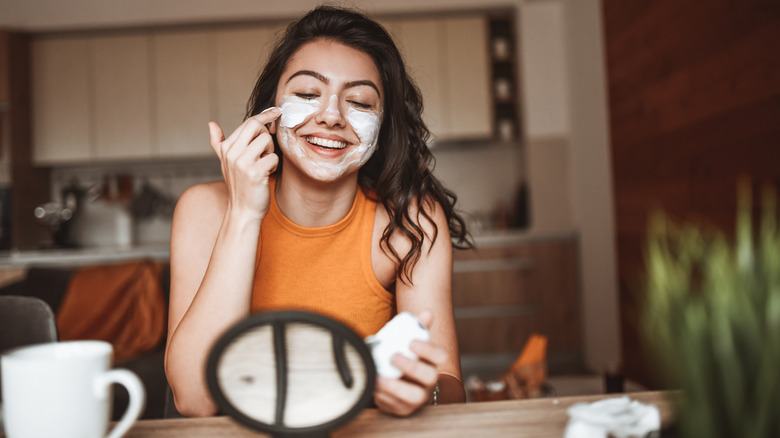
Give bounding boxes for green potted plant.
[643,181,780,438]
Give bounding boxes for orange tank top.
[251,177,396,337]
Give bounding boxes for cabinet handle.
[454,304,539,319]
[453,258,534,273]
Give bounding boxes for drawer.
[451,239,582,360]
[452,257,537,307]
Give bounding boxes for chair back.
[0,295,59,400]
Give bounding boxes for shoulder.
[415,196,449,231]
[172,181,228,232]
[177,180,227,207]
[174,181,227,215]
[373,195,451,255]
[394,196,450,237]
[170,181,229,268]
[413,197,451,254]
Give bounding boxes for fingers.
[235,134,279,179]
[375,376,430,417]
[409,340,447,368]
[208,122,225,157]
[233,107,281,150]
[216,107,280,157]
[261,106,280,135]
[214,107,280,173]
[373,340,448,417]
[241,131,274,160]
[229,130,273,163]
[389,341,446,390]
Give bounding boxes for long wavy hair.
[246,5,473,284]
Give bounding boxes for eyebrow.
[286,70,328,84]
[286,70,381,97]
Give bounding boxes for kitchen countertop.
[0,230,577,268]
[0,244,170,268]
[471,228,577,247]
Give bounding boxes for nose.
[314,94,346,127]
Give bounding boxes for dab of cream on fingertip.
[260,106,281,115]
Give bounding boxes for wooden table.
[124,391,676,437]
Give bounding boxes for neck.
[275,169,359,227]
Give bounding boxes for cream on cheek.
[277,95,320,159]
[279,95,321,128]
[344,108,381,166]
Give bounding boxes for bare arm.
[164,108,281,417]
[373,200,465,416]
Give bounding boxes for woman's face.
[274,39,384,183]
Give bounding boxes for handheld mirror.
[206,311,376,437]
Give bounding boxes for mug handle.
[94,369,146,438]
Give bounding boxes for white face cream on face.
[347,109,381,149]
[279,96,321,129]
[277,94,382,182]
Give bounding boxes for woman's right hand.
[209,107,282,221]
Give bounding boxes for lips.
[305,135,348,150]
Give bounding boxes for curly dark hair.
[246,5,473,284]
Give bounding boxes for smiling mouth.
[306,136,347,150]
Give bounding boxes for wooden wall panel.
[602,0,780,386]
[0,32,8,104]
[7,33,51,249]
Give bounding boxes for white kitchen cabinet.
[152,30,214,159]
[30,14,494,164]
[442,16,492,140]
[384,18,447,141]
[213,25,277,136]
[31,37,92,163]
[381,16,491,143]
[32,34,154,164]
[92,34,153,160]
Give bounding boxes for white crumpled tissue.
[564,396,660,438]
[364,312,430,378]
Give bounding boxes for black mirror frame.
[206,311,377,437]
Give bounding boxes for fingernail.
[260,106,280,114]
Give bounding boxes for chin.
[299,164,355,183]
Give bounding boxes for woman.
[164,6,472,418]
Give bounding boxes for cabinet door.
[31,37,92,164]
[382,16,492,143]
[153,30,214,158]
[384,18,447,142]
[214,26,275,136]
[442,16,492,140]
[92,34,153,160]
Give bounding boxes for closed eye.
[348,100,372,110]
[295,93,319,100]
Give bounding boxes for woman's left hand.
[373,311,448,417]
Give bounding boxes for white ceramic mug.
[1,340,145,438]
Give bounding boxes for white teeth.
[306,136,347,149]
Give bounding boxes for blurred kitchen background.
[0,0,778,395]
